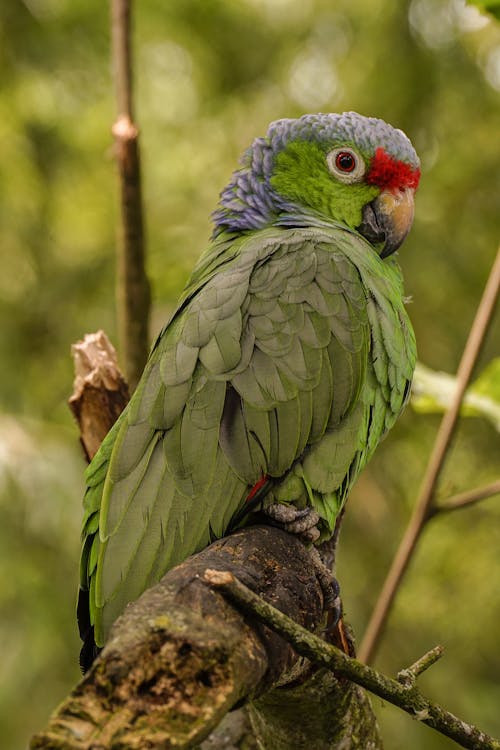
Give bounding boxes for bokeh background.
[1,1,499,748]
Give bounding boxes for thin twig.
[359,247,500,665]
[430,479,500,517]
[204,570,500,750]
[111,0,150,391]
[397,645,444,687]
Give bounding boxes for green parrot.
[78,111,419,670]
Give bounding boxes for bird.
[78,111,419,671]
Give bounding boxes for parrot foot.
[264,503,321,542]
[263,504,341,617]
[308,546,342,618]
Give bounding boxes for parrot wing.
[79,224,412,649]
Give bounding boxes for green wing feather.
[79,224,415,649]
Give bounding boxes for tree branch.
[397,645,444,686]
[111,0,150,391]
[30,528,381,750]
[208,572,500,750]
[430,479,500,517]
[359,246,500,664]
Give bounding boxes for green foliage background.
[1,1,499,747]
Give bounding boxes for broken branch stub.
[68,330,129,461]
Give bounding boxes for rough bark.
[250,669,381,750]
[197,709,258,750]
[30,526,382,750]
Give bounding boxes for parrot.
[78,111,419,671]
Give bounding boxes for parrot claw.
[264,504,321,540]
[308,546,342,619]
[263,504,340,617]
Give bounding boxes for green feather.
[102,429,161,537]
[80,221,416,650]
[198,310,243,373]
[263,403,295,477]
[309,349,335,443]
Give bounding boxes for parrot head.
[213,112,420,258]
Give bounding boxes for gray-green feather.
[79,223,415,647]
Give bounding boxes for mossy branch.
[206,570,500,750]
[30,527,381,750]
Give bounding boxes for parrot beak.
[357,187,415,258]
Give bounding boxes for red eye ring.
[335,151,356,173]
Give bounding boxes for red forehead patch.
[366,147,420,191]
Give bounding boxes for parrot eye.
[327,147,366,184]
[336,152,355,172]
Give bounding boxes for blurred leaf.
[468,0,500,20]
[411,359,500,431]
